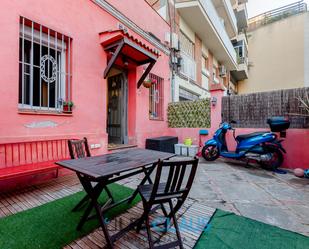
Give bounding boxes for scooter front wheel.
[202,145,219,161]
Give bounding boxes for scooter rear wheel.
[259,148,283,171]
[202,145,219,161]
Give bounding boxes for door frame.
[121,71,128,144]
[107,69,128,145]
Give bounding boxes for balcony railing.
[249,0,307,31]
[237,56,248,65]
[180,52,197,81]
[234,44,248,65]
[200,0,237,63]
[223,0,238,33]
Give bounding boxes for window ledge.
[149,117,164,121]
[202,69,210,77]
[213,77,220,84]
[18,109,73,117]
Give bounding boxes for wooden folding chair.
[137,157,199,249]
[68,138,114,214]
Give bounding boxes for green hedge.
[168,99,211,128]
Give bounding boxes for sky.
[247,0,309,18]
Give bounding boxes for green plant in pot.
[143,78,156,88]
[297,92,309,114]
[63,101,74,113]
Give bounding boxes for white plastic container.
[181,145,189,156]
[174,144,182,155]
[188,145,199,157]
[174,144,198,157]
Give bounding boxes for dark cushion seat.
[236,132,268,142]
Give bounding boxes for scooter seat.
[236,132,268,142]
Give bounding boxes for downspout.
[168,0,176,102]
[227,78,231,122]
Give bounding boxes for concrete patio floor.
[192,158,309,236]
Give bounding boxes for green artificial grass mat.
[0,183,140,249]
[194,209,309,249]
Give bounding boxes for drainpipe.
[168,0,176,102]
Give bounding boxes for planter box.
[145,136,178,153]
[175,144,198,157]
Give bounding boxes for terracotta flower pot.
[63,105,72,113]
[143,81,152,88]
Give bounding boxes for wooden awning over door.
[99,30,160,88]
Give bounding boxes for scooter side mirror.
[230,120,237,124]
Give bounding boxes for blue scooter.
[202,117,290,170]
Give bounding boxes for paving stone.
[190,160,309,236]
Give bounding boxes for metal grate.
[149,73,164,120]
[18,17,72,111]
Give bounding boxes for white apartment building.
[147,0,249,99]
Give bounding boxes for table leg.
[72,173,90,211]
[72,194,89,212]
[128,164,156,204]
[79,177,114,248]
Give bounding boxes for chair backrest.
[68,137,91,159]
[149,157,199,203]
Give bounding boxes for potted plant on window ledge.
[62,101,74,113]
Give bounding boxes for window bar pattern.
[39,24,42,108]
[19,17,72,111]
[21,18,25,108]
[149,73,164,120]
[55,31,58,110]
[47,28,50,110]
[30,21,34,108]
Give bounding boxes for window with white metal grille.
[179,88,200,102]
[179,31,196,81]
[179,31,194,58]
[18,17,72,111]
[149,73,164,120]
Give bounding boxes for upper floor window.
[179,88,199,102]
[233,40,248,64]
[19,17,72,111]
[201,55,209,72]
[213,65,219,83]
[179,31,196,81]
[179,31,194,58]
[149,73,164,120]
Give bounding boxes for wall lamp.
[211,96,217,106]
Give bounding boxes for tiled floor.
[193,158,309,236]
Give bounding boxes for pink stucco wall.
[0,0,308,192]
[173,90,309,170]
[173,127,309,170]
[0,0,170,154]
[224,128,309,170]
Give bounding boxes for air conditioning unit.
[171,55,178,64]
[171,56,182,68]
[165,32,179,50]
[219,66,227,77]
